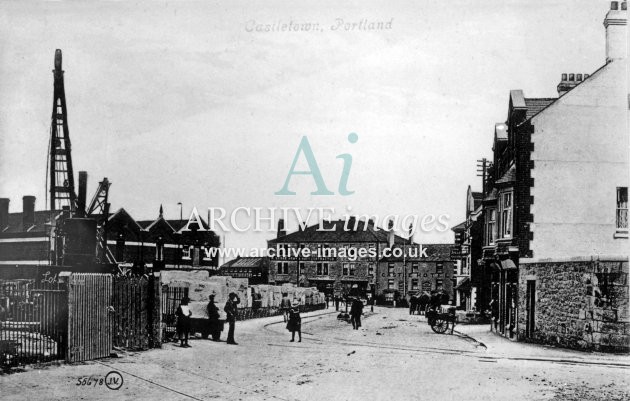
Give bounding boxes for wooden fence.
[66,273,112,363]
[112,276,161,350]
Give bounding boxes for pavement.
[1,306,629,401]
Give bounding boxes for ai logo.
[275,133,358,196]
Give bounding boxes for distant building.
[267,218,408,296]
[0,197,220,277]
[377,243,454,303]
[220,257,269,285]
[267,218,454,301]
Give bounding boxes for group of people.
[175,292,240,347]
[175,291,374,347]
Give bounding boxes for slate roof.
[0,211,59,235]
[221,257,267,269]
[451,221,466,232]
[524,98,556,121]
[483,188,499,202]
[268,219,410,245]
[496,165,516,184]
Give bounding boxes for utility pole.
[476,158,491,196]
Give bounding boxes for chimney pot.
[569,73,575,81]
[22,195,36,231]
[0,198,9,229]
[584,73,590,79]
[561,73,567,81]
[576,74,583,81]
[622,2,627,11]
[612,1,619,10]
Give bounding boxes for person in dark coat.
[335,295,340,311]
[286,300,302,342]
[349,297,364,330]
[224,292,240,345]
[176,296,192,347]
[409,295,418,315]
[418,292,430,316]
[206,294,222,341]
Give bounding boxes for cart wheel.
[431,318,449,334]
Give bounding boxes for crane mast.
[49,49,77,212]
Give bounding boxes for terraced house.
[480,2,628,351]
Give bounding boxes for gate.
[66,273,112,363]
[112,275,161,349]
[1,281,67,370]
[161,286,188,342]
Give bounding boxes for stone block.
[602,309,618,322]
[608,334,630,349]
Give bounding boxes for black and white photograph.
[0,0,628,399]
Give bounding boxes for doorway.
[526,280,536,338]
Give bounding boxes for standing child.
[176,296,192,347]
[286,300,302,342]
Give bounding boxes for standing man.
[206,294,222,341]
[280,292,291,322]
[224,292,240,345]
[176,296,192,348]
[349,297,364,330]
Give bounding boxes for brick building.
[377,243,454,303]
[267,218,408,297]
[476,2,628,351]
[220,257,269,285]
[267,218,454,301]
[0,197,220,277]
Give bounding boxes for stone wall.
[518,258,629,352]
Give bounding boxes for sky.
[0,0,609,252]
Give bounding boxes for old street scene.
[0,1,629,401]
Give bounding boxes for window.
[388,279,395,289]
[349,263,356,276]
[182,246,191,260]
[501,192,513,238]
[342,263,349,276]
[155,239,164,261]
[299,262,305,274]
[411,262,418,273]
[388,263,394,276]
[486,209,496,245]
[398,281,404,291]
[277,262,289,274]
[317,262,329,275]
[368,263,375,277]
[617,187,628,232]
[411,279,418,290]
[436,263,443,275]
[436,279,443,289]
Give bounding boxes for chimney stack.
[0,198,9,230]
[387,220,395,248]
[604,1,627,62]
[77,171,87,217]
[22,195,36,231]
[557,73,590,96]
[277,218,286,239]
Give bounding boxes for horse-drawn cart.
[426,307,456,334]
